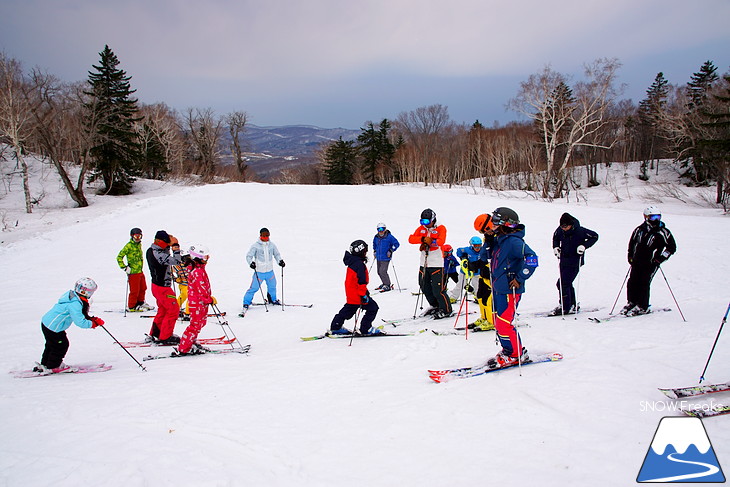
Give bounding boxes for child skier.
[372,222,400,291]
[408,208,452,319]
[116,227,152,312]
[173,250,192,320]
[34,278,105,374]
[456,236,484,299]
[242,228,285,312]
[442,244,460,302]
[146,230,182,344]
[329,240,381,336]
[487,207,538,368]
[174,245,214,356]
[550,213,599,316]
[472,214,496,330]
[621,206,676,316]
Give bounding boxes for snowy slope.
[1,157,729,486]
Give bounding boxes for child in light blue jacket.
[35,278,104,374]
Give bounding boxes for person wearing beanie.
[116,227,153,312]
[145,230,182,344]
[550,213,599,316]
[241,228,285,314]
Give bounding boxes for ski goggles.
[377,227,386,232]
[420,218,432,226]
[647,214,661,221]
[491,215,518,228]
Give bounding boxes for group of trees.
[320,58,730,208]
[2,47,729,212]
[0,46,250,212]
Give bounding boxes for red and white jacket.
[408,224,447,268]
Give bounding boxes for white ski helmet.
[74,277,98,298]
[188,244,210,260]
[377,222,386,230]
[643,206,661,217]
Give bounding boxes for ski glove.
[577,245,586,255]
[250,262,256,269]
[124,266,132,274]
[278,260,285,267]
[465,284,474,293]
[553,248,560,258]
[508,278,521,289]
[361,295,370,304]
[91,317,105,328]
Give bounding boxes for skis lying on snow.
[382,309,478,326]
[118,336,237,348]
[139,312,226,319]
[428,352,563,383]
[143,344,251,361]
[11,363,112,378]
[540,306,601,318]
[587,307,672,323]
[431,321,529,335]
[659,382,730,399]
[249,302,313,308]
[657,382,730,418]
[682,404,730,419]
[301,329,428,341]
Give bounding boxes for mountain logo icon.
[637,416,725,482]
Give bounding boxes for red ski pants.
[127,272,147,309]
[178,302,209,354]
[150,284,178,340]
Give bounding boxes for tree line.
[2,48,728,213]
[0,45,250,212]
[320,58,730,208]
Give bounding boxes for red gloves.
[91,317,105,328]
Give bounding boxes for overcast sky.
[2,0,729,129]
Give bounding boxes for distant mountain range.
[219,124,360,180]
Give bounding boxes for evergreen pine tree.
[637,72,669,179]
[85,45,142,195]
[323,137,357,184]
[356,119,399,184]
[683,61,720,183]
[698,73,730,206]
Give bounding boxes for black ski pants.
[40,322,69,369]
[419,266,452,314]
[330,299,379,334]
[556,264,580,312]
[626,262,659,310]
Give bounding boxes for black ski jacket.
[551,213,599,268]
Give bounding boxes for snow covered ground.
[1,155,729,486]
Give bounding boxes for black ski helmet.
[420,208,436,225]
[492,207,519,227]
[130,227,142,236]
[349,239,368,256]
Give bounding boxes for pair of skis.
[658,382,730,418]
[11,363,113,378]
[428,352,564,383]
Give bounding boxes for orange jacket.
[409,224,447,267]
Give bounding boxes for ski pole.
[100,325,147,371]
[557,244,564,318]
[392,260,402,292]
[124,278,129,317]
[348,307,363,347]
[610,267,631,315]
[658,267,686,322]
[413,269,424,319]
[699,302,730,383]
[211,302,243,351]
[252,268,268,312]
[512,286,522,377]
[574,263,582,320]
[280,266,285,311]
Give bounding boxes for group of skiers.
[34,205,676,373]
[329,205,676,368]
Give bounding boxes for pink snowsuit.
[178,262,212,354]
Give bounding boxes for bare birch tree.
[225,110,249,180]
[183,108,222,182]
[0,54,34,213]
